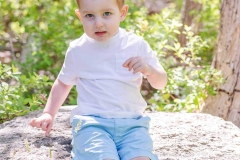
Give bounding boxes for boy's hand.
[30,113,54,137]
[122,56,153,75]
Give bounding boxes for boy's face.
[75,0,128,42]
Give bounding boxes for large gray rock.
[1,106,240,160]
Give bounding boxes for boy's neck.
[85,28,121,45]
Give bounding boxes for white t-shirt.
[58,28,163,121]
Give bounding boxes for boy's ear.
[120,4,129,22]
[75,9,82,21]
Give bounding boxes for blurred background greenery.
[0,0,223,123]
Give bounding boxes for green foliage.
[124,0,223,112]
[0,0,81,117]
[193,0,221,63]
[0,62,52,123]
[0,0,83,75]
[151,66,224,112]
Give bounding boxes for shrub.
[0,62,52,123]
[124,0,223,112]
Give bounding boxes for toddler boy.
[30,0,167,159]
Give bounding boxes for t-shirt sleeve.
[139,38,163,69]
[58,48,77,85]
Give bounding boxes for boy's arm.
[145,64,167,89]
[123,56,167,89]
[43,79,73,117]
[30,79,72,136]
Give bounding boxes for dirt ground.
[1,106,240,160]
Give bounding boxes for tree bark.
[202,0,240,127]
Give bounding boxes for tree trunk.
[178,0,202,46]
[202,0,240,127]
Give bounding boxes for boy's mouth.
[95,31,107,37]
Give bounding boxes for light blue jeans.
[71,115,158,160]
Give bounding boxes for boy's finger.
[122,57,137,67]
[34,118,42,128]
[122,59,130,67]
[128,59,140,71]
[132,62,141,71]
[133,66,142,74]
[30,118,42,128]
[30,118,37,127]
[45,122,53,137]
[41,121,48,131]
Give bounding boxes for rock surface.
[1,106,240,160]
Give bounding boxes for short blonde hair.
[75,0,125,10]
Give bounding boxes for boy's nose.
[95,17,103,28]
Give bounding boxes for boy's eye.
[103,12,111,16]
[86,14,94,18]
